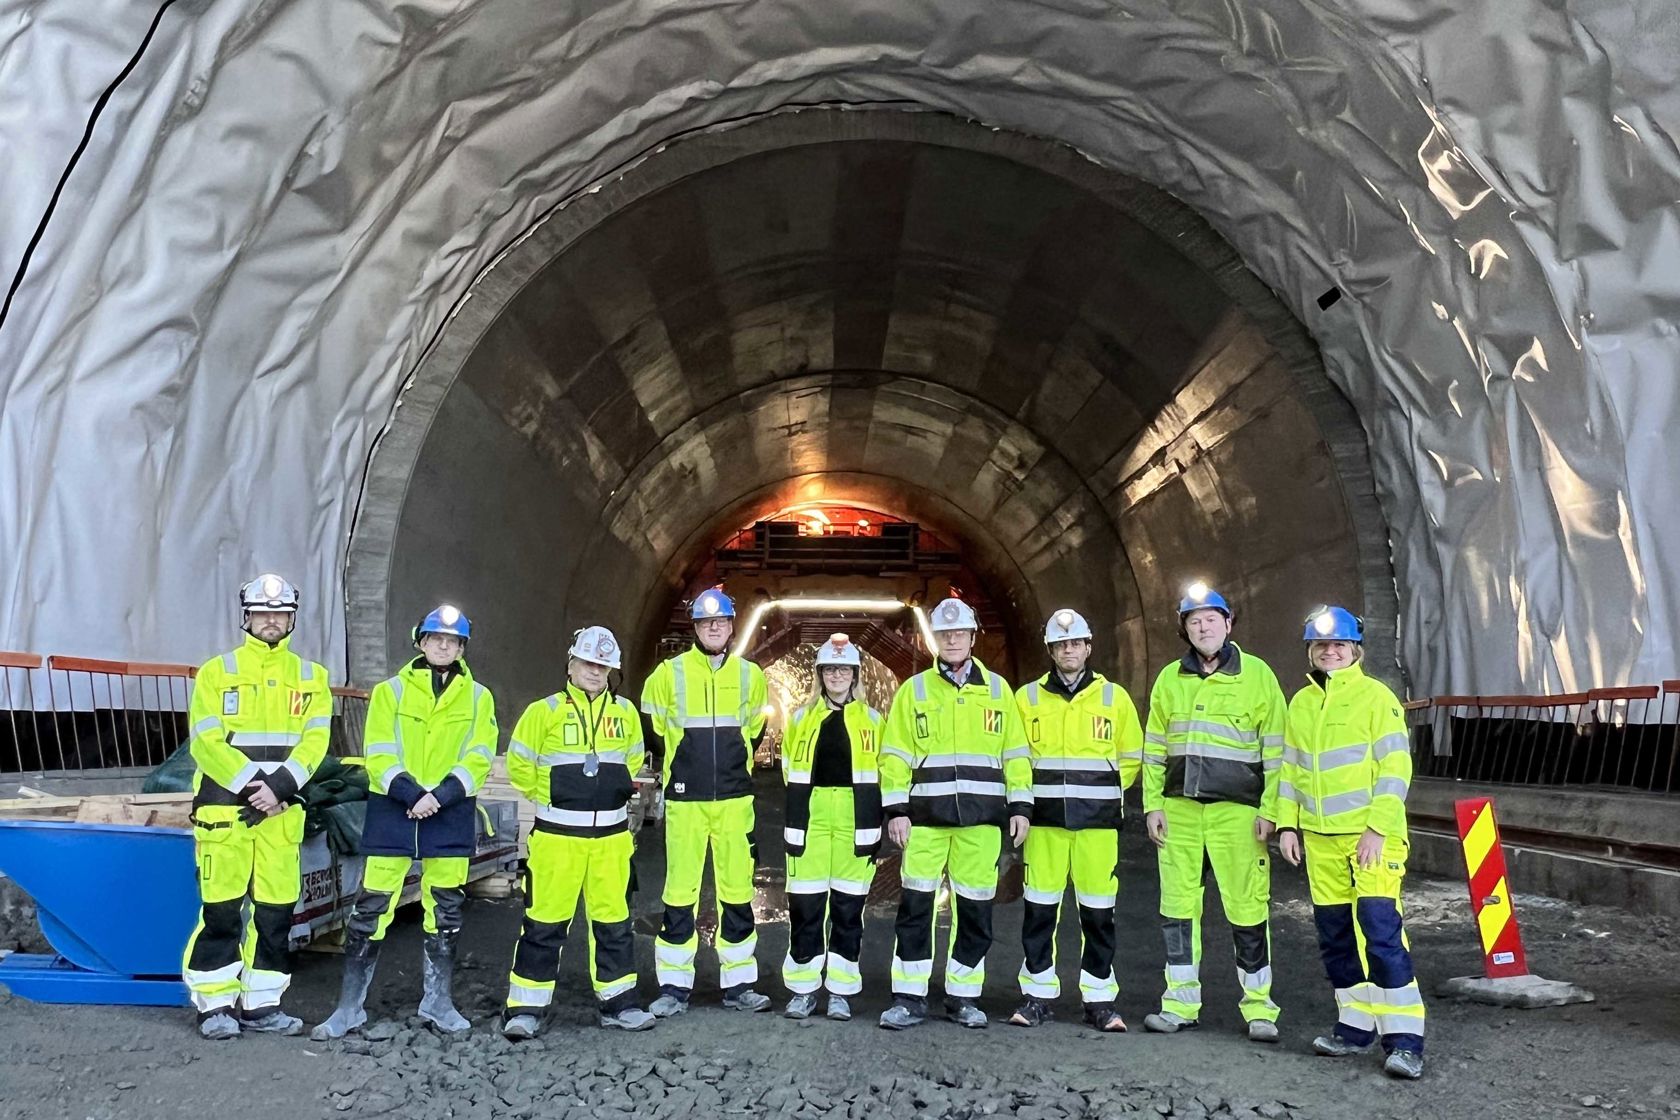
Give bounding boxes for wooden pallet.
[0,791,195,827]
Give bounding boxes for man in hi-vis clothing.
[640,589,772,1015]
[503,625,657,1036]
[183,574,330,1040]
[1009,608,1142,1032]
[878,597,1032,1031]
[1142,582,1287,1042]
[312,604,496,1040]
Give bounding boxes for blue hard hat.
[1178,581,1231,618]
[690,589,736,620]
[415,604,471,643]
[1303,605,1363,642]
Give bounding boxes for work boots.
[310,935,380,1041]
[417,929,471,1034]
[198,1012,241,1041]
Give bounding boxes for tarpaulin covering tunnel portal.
[5,1,1677,704]
[347,114,1390,708]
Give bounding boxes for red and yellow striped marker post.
[1454,797,1530,979]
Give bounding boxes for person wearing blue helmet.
[1141,582,1288,1042]
[1276,606,1425,1080]
[312,604,497,1040]
[639,587,771,1015]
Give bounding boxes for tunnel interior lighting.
[732,596,933,658]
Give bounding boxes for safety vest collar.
[684,643,735,672]
[396,657,475,702]
[239,631,294,658]
[562,681,617,716]
[1301,659,1369,696]
[1040,668,1097,700]
[1178,642,1242,678]
[933,658,988,692]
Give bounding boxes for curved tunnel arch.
[2,0,1664,697]
[347,110,1394,708]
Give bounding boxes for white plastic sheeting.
[0,0,1676,693]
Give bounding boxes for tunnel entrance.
[346,108,1396,712]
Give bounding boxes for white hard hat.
[815,633,862,668]
[929,597,978,632]
[568,625,622,669]
[240,573,299,613]
[1043,608,1092,643]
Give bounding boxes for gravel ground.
[2,779,1676,1119]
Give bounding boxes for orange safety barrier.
[2,649,376,776]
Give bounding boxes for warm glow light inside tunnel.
[731,597,938,659]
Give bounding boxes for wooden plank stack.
[0,791,196,828]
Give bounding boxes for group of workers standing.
[179,573,1425,1081]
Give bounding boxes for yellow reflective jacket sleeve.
[454,685,498,796]
[292,664,332,785]
[621,695,647,778]
[639,660,675,746]
[506,701,551,805]
[1141,668,1171,813]
[1367,687,1413,838]
[878,683,916,814]
[744,662,770,755]
[188,657,245,792]
[1276,691,1305,831]
[1115,688,1144,791]
[1256,662,1287,824]
[361,679,403,795]
[1001,695,1033,808]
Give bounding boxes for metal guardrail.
[1,651,373,775]
[1407,684,1680,796]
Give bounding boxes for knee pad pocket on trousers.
[788,895,829,961]
[1354,898,1414,986]
[187,899,244,970]
[894,889,935,958]
[661,905,696,944]
[590,919,635,980]
[1231,922,1270,972]
[951,897,993,967]
[512,918,567,979]
[251,902,294,972]
[1312,904,1365,986]
[430,885,466,932]
[1161,917,1196,966]
[346,891,394,939]
[720,901,755,944]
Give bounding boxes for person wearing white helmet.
[312,604,497,1040]
[877,596,1033,1030]
[182,574,330,1040]
[501,625,657,1036]
[639,589,772,1016]
[778,633,885,1021]
[1008,608,1143,1032]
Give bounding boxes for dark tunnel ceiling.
[361,114,1388,709]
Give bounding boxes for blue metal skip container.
[0,819,196,1005]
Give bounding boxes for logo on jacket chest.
[983,708,1002,735]
[289,690,311,717]
[1090,716,1112,742]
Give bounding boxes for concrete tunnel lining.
[347,110,1395,713]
